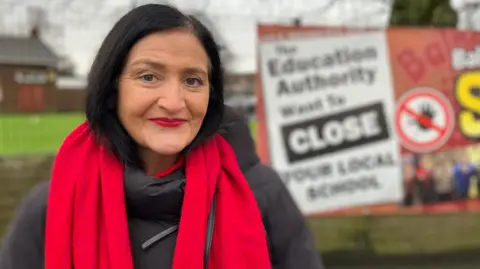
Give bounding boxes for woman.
[432,154,453,202]
[0,4,323,269]
[402,157,416,206]
[414,154,436,204]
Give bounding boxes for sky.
[0,0,475,76]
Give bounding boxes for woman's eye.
[139,74,157,83]
[185,77,202,87]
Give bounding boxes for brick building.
[0,30,88,113]
[0,34,59,113]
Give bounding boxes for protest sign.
[257,25,480,215]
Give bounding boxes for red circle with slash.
[395,87,455,153]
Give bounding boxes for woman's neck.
[140,149,179,176]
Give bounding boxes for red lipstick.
[149,117,186,128]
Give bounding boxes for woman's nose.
[156,82,186,113]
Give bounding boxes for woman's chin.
[147,143,187,156]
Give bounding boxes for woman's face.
[118,30,210,157]
[403,163,414,180]
[419,154,432,170]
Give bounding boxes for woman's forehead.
[126,31,209,71]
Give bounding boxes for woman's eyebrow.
[130,59,166,70]
[129,59,207,76]
[183,67,208,76]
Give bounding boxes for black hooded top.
[0,107,324,269]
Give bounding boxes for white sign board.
[259,31,403,214]
[14,70,49,85]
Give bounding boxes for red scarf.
[45,122,271,269]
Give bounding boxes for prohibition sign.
[394,87,455,153]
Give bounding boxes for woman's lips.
[149,117,186,128]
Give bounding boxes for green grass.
[248,119,257,142]
[0,115,257,156]
[309,214,480,267]
[309,214,480,255]
[0,113,85,155]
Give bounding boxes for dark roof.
[0,36,58,67]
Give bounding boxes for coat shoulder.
[242,163,286,214]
